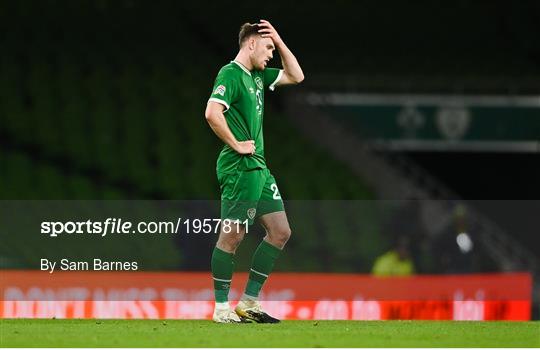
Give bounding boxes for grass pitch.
[1,319,539,347]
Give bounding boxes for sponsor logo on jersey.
[254,77,263,89]
[247,208,256,220]
[214,85,226,96]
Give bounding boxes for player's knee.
[283,226,292,243]
[273,226,291,247]
[218,228,245,252]
[228,231,245,247]
[220,237,243,253]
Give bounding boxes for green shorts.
[218,168,285,225]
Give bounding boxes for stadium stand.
[0,1,377,271]
[0,0,537,275]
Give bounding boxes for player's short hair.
[238,23,260,47]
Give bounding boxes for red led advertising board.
[0,271,531,320]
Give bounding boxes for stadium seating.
[2,0,536,271]
[0,1,379,271]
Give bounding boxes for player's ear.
[249,37,256,50]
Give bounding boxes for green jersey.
[208,61,283,174]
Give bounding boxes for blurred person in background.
[372,236,415,276]
[380,199,434,273]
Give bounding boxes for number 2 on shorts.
[270,183,281,200]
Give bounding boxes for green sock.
[211,247,234,303]
[245,240,281,298]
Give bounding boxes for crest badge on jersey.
[254,77,263,90]
[247,208,257,220]
[214,85,226,96]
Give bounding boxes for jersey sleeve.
[208,69,238,112]
[263,68,284,91]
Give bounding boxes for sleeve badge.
[214,85,226,96]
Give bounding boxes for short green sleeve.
[208,69,238,112]
[263,68,283,91]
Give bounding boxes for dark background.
[0,1,539,276]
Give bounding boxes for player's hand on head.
[257,19,282,44]
[235,140,256,155]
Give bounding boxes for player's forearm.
[205,112,240,150]
[276,41,304,83]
